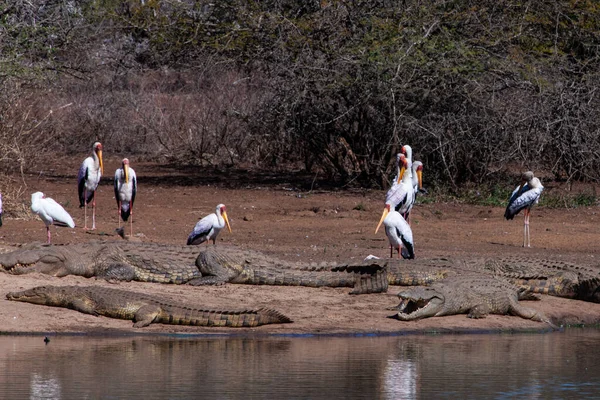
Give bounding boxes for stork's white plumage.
[187,204,232,245]
[401,144,413,167]
[400,160,425,222]
[411,161,424,195]
[504,171,544,247]
[31,192,75,243]
[383,208,415,259]
[377,156,414,233]
[114,158,137,237]
[77,142,103,230]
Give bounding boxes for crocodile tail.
[255,308,293,325]
[219,308,292,327]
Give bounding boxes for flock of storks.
[0,142,543,252]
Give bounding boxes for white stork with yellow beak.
[31,192,75,243]
[77,142,103,230]
[187,204,232,245]
[379,155,414,228]
[504,171,544,247]
[114,158,137,237]
[380,208,415,259]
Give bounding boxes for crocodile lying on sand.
[393,275,556,328]
[0,243,448,294]
[406,255,600,303]
[2,242,598,300]
[6,285,292,328]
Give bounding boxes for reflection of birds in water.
[44,336,50,344]
[78,142,103,230]
[30,373,62,399]
[187,204,232,245]
[384,359,418,399]
[504,171,544,248]
[31,192,75,244]
[114,158,137,237]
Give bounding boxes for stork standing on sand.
[383,209,415,259]
[187,204,232,245]
[114,158,137,237]
[504,171,544,248]
[31,192,75,243]
[378,155,414,230]
[78,142,103,230]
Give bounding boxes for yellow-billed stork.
[504,171,544,247]
[187,204,232,245]
[77,142,103,230]
[31,192,75,243]
[114,158,137,237]
[377,156,414,232]
[382,208,415,259]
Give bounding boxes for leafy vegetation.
[1,0,599,192]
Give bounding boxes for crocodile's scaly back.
[94,242,203,283]
[6,286,292,328]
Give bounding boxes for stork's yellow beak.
[375,207,390,234]
[417,169,423,189]
[123,163,129,183]
[222,210,232,233]
[98,150,104,175]
[397,166,406,184]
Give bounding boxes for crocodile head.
[6,286,63,305]
[395,287,445,320]
[0,245,70,275]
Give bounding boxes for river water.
[0,329,599,399]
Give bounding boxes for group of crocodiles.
[2,242,599,329]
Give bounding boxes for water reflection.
[0,330,598,399]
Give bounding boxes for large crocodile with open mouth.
[0,242,449,294]
[6,285,292,328]
[393,275,556,328]
[404,255,600,303]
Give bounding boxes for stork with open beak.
[504,171,544,247]
[31,192,75,243]
[77,142,103,230]
[114,158,137,237]
[187,204,232,245]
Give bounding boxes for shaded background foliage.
[0,0,599,190]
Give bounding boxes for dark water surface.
[0,329,599,399]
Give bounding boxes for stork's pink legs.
[523,209,531,247]
[83,190,97,230]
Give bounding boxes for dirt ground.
[0,156,599,336]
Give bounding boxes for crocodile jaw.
[395,291,445,320]
[6,286,53,305]
[0,252,65,273]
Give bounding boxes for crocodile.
[405,255,600,303]
[6,285,292,328]
[393,275,556,328]
[0,242,449,294]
